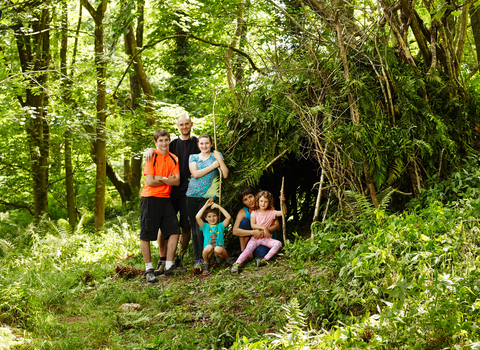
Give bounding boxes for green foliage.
[408,153,480,209]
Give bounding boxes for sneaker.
[155,260,166,276]
[145,269,157,283]
[175,256,182,268]
[256,258,268,267]
[202,263,210,276]
[225,259,234,266]
[231,263,240,273]
[193,260,203,273]
[165,265,187,276]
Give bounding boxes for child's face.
[258,196,270,210]
[198,137,212,153]
[154,135,170,152]
[205,212,218,225]
[242,194,255,209]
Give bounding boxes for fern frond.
[204,176,220,198]
[377,187,396,210]
[383,157,404,188]
[272,298,311,348]
[344,190,374,220]
[0,238,14,256]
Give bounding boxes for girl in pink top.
[231,191,286,272]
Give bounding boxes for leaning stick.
[212,90,222,206]
[280,177,287,245]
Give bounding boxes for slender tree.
[10,0,51,220]
[81,0,108,230]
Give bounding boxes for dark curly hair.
[238,186,256,203]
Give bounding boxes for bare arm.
[250,217,267,231]
[195,198,214,228]
[154,173,179,186]
[232,209,264,238]
[267,218,280,233]
[212,203,231,228]
[145,148,155,162]
[213,150,229,178]
[145,174,165,187]
[189,161,220,179]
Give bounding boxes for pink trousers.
[236,237,282,264]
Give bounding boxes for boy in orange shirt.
[140,129,184,283]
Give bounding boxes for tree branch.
[266,0,318,39]
[113,34,264,97]
[0,200,33,216]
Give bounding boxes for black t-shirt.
[169,136,200,194]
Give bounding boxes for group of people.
[140,114,286,283]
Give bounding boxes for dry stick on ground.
[280,177,287,245]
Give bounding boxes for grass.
[3,155,480,349]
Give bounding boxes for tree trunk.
[82,0,108,231]
[124,25,156,125]
[61,0,78,228]
[470,4,480,62]
[225,2,247,100]
[379,0,417,67]
[335,13,379,207]
[173,23,189,103]
[400,0,431,66]
[123,0,149,198]
[455,3,470,77]
[13,5,51,221]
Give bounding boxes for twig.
[213,90,222,206]
[280,177,287,245]
[266,149,288,169]
[437,148,444,182]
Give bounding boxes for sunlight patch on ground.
[0,325,30,349]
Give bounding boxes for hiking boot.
[256,258,268,267]
[145,269,157,283]
[165,265,187,276]
[231,263,240,274]
[175,256,182,268]
[202,263,210,276]
[225,258,234,266]
[155,260,166,276]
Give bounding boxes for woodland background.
[2,0,480,228]
[1,0,480,348]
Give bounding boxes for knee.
[276,241,282,249]
[239,218,252,231]
[203,245,214,254]
[214,246,224,254]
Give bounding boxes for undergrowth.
[1,155,480,349]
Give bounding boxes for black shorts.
[170,193,190,229]
[140,197,180,241]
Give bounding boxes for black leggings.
[186,197,208,260]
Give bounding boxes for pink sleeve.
[268,210,277,223]
[251,210,258,219]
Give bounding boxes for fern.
[343,187,395,222]
[271,298,312,348]
[383,157,404,188]
[204,176,221,198]
[0,238,14,256]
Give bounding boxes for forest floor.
[3,171,480,349]
[2,249,320,350]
